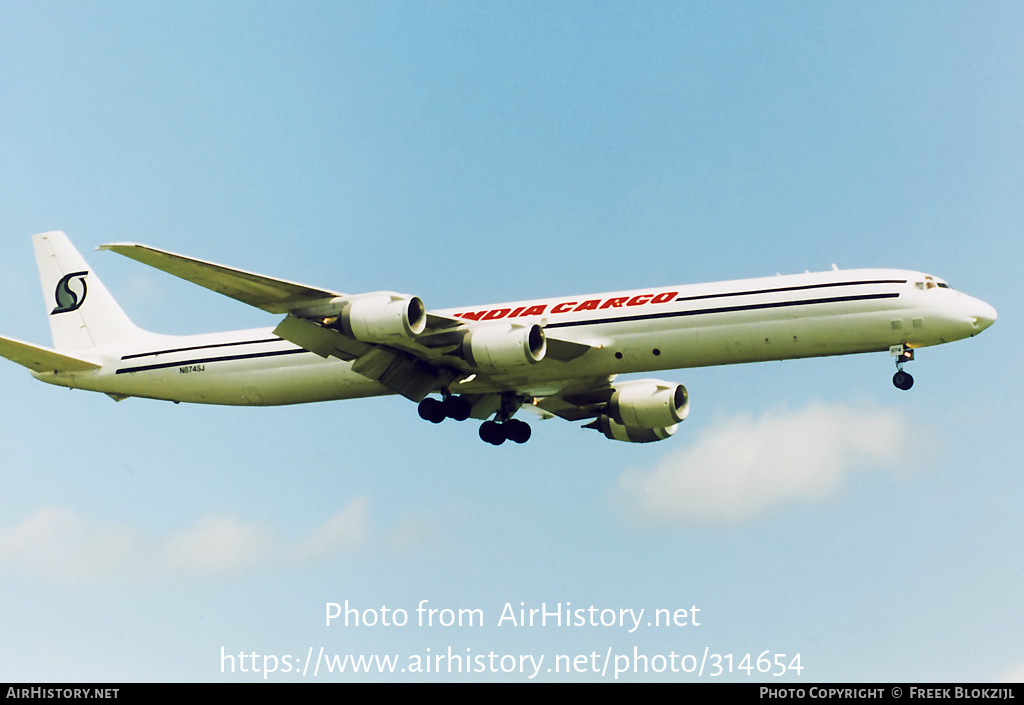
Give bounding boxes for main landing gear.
[417,395,471,423]
[479,418,531,446]
[890,344,914,391]
[417,392,532,445]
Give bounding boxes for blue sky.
[1,1,1021,682]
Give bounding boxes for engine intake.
[462,323,546,371]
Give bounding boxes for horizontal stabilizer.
[98,243,343,314]
[0,334,101,374]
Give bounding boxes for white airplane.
[0,231,997,445]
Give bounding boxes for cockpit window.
[915,277,952,291]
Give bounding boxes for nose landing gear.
[890,344,914,391]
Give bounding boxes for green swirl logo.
[51,271,89,315]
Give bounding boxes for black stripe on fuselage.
[545,291,902,330]
[674,278,907,303]
[116,346,308,375]
[121,337,283,360]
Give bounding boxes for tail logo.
[51,271,89,315]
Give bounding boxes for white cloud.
[294,497,370,560]
[0,506,144,582]
[0,498,371,582]
[159,513,279,577]
[616,402,925,526]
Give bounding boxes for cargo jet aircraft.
[0,232,997,445]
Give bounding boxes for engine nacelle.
[462,323,546,371]
[608,379,690,429]
[590,415,678,443]
[340,293,427,343]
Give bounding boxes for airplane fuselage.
[29,268,996,406]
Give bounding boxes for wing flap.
[349,347,447,402]
[272,315,449,401]
[272,315,370,360]
[0,334,101,374]
[532,377,615,421]
[98,243,343,314]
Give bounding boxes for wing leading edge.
[97,243,345,314]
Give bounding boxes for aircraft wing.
[97,243,344,314]
[100,242,595,402]
[0,334,101,374]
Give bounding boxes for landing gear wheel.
[479,420,506,445]
[505,419,532,444]
[417,397,446,423]
[893,370,914,391]
[442,395,472,421]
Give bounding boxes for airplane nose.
[969,298,997,332]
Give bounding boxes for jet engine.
[585,379,690,443]
[462,323,547,371]
[608,379,689,428]
[333,293,427,343]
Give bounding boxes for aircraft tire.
[418,397,446,423]
[892,371,914,391]
[479,420,506,445]
[505,419,532,444]
[443,395,472,421]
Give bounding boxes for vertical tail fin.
[32,231,147,351]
